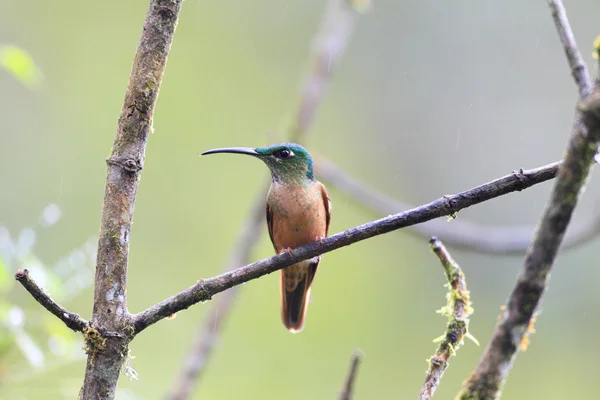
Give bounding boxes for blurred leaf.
[12,329,45,369]
[0,258,9,291]
[0,45,43,89]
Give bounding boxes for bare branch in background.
[292,0,368,136]
[165,196,265,400]
[419,238,475,400]
[548,0,592,97]
[14,269,89,332]
[166,1,369,398]
[458,2,600,397]
[132,154,579,333]
[339,350,363,400]
[316,158,600,254]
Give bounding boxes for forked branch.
[457,2,600,398]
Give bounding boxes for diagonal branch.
[316,158,600,254]
[165,195,266,400]
[419,238,474,400]
[339,350,363,400]
[292,0,367,136]
[457,3,600,398]
[14,269,89,332]
[132,159,567,334]
[548,0,592,97]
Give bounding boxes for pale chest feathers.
[267,181,328,251]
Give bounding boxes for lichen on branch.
[419,238,475,400]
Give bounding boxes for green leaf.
[0,45,43,89]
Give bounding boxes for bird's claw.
[280,247,294,260]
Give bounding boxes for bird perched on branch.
[202,143,331,332]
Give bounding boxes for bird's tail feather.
[280,259,319,333]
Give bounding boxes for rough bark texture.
[457,94,600,399]
[419,238,474,400]
[15,269,89,332]
[79,1,182,399]
[457,2,599,397]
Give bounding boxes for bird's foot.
[316,236,326,247]
[280,247,294,260]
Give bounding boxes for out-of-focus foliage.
[0,45,43,89]
[1,0,600,399]
[0,205,93,386]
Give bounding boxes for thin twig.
[316,158,600,254]
[14,269,89,332]
[292,0,368,137]
[419,238,474,400]
[548,0,592,97]
[132,159,571,334]
[166,1,369,398]
[457,4,600,397]
[339,350,363,400]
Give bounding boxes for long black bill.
[201,147,259,157]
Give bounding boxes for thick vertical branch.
[457,3,600,397]
[457,94,600,400]
[79,1,182,399]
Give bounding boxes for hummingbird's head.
[201,142,315,184]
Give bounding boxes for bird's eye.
[274,149,294,159]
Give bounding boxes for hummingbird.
[201,143,331,332]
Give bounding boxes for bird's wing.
[318,181,332,236]
[266,202,277,251]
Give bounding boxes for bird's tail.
[280,259,319,333]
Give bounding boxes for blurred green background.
[2,0,600,399]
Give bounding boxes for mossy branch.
[419,238,475,400]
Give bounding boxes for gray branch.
[457,2,600,398]
[78,1,182,398]
[548,0,592,97]
[165,195,266,400]
[316,157,600,254]
[339,350,363,400]
[14,269,89,332]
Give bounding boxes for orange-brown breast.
[267,181,328,252]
